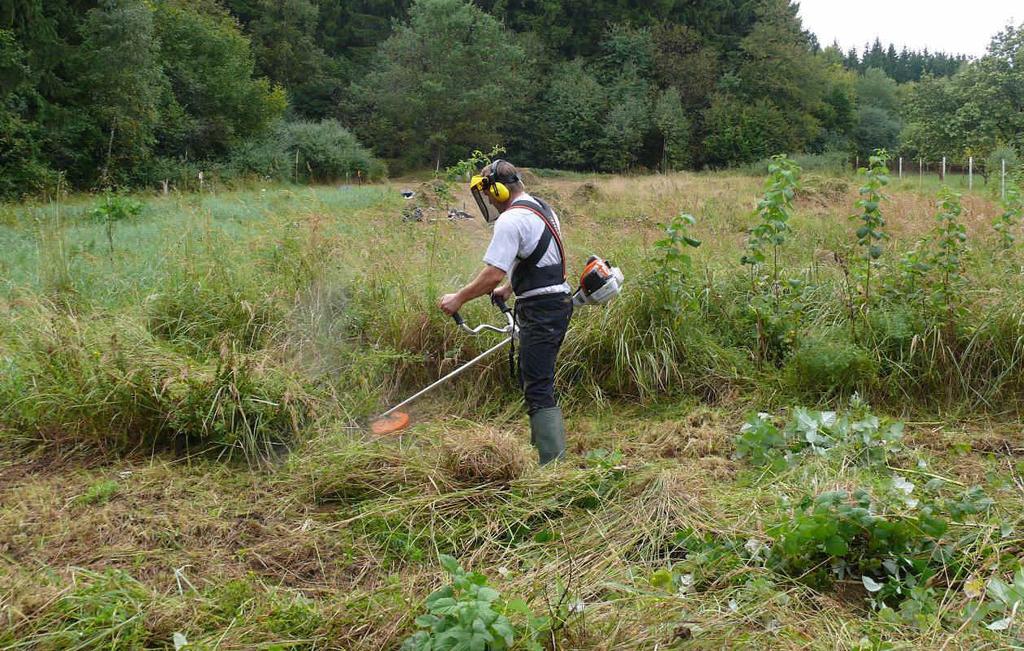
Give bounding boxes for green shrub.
[785,335,876,397]
[228,119,387,184]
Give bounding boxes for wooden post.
[899,157,903,179]
[1003,159,1007,201]
[969,157,973,190]
[941,156,946,182]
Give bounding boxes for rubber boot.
[530,406,566,466]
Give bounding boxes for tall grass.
[3,174,1024,461]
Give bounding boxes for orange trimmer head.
[370,411,411,436]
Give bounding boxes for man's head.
[470,159,525,223]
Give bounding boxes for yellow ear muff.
[489,182,510,202]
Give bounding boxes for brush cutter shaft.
[378,336,512,418]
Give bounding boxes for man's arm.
[438,265,506,316]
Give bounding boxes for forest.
[1,0,1021,199]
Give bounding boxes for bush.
[784,335,877,397]
[228,119,387,184]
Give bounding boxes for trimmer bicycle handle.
[490,294,512,314]
[452,312,465,326]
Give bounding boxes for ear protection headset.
[484,159,520,203]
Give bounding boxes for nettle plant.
[993,184,1022,253]
[741,155,802,365]
[852,149,891,309]
[930,187,969,326]
[651,212,702,315]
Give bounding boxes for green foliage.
[352,0,530,169]
[32,569,150,650]
[154,1,286,162]
[651,212,701,314]
[768,481,991,620]
[735,396,902,469]
[785,335,877,398]
[653,87,691,171]
[930,188,969,324]
[852,149,891,308]
[89,192,143,254]
[77,0,168,186]
[903,25,1024,160]
[402,555,543,651]
[742,155,802,364]
[228,119,386,183]
[75,479,120,506]
[993,184,1022,252]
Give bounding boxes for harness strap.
[510,199,567,282]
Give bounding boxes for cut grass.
[2,171,1024,648]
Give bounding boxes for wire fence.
[854,156,1016,200]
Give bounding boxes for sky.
[797,0,1019,58]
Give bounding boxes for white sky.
[797,0,1019,58]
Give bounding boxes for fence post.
[1003,159,1007,201]
[941,156,946,182]
[969,157,973,190]
[919,158,923,189]
[899,157,903,179]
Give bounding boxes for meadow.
[2,163,1024,650]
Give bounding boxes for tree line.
[1,0,1020,199]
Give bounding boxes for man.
[438,160,573,465]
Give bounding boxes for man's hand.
[491,285,513,302]
[438,293,463,316]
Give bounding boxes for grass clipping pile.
[440,428,529,486]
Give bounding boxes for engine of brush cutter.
[572,256,624,307]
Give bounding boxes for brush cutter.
[369,255,624,436]
[370,295,516,435]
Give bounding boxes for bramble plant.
[768,480,993,623]
[853,149,891,309]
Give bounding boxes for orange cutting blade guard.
[370,411,411,436]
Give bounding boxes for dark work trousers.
[514,293,573,415]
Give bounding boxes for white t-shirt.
[482,193,572,298]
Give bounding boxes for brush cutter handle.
[452,312,465,327]
[490,294,511,314]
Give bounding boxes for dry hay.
[293,435,447,502]
[440,428,530,486]
[796,174,850,207]
[571,181,603,203]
